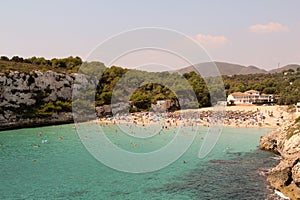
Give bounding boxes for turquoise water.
[0,124,277,199]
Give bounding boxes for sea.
[0,124,282,200]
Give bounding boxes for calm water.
[0,124,277,199]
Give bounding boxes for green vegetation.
[94,64,299,111]
[1,55,300,117]
[0,55,82,73]
[222,72,300,105]
[286,117,300,139]
[95,68,210,112]
[36,100,72,117]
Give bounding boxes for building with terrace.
[227,90,279,105]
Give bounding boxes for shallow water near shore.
[0,124,278,199]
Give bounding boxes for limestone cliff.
[260,119,300,199]
[0,70,177,129]
[0,71,78,129]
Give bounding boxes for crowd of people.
[98,106,290,128]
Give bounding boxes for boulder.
[292,162,300,185]
[282,134,300,157]
[267,159,293,189]
[260,121,300,199]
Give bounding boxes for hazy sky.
[1,0,300,70]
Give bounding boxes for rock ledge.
[260,120,300,199]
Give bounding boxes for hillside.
[175,62,267,76]
[1,56,300,130]
[1,56,299,76]
[175,62,300,76]
[269,64,300,73]
[0,56,82,73]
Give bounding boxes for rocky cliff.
[0,70,178,130]
[0,71,77,129]
[260,119,300,199]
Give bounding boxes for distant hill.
[174,62,267,76]
[268,64,300,73]
[174,62,300,76]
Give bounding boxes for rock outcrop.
[151,99,179,112]
[0,70,178,129]
[260,120,300,199]
[0,71,77,129]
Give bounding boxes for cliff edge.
[0,71,94,130]
[260,118,300,199]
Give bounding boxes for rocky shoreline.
[0,112,73,131]
[260,118,300,199]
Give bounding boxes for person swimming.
[41,139,48,144]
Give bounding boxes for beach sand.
[98,105,295,129]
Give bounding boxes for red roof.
[230,92,249,97]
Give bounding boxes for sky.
[1,0,300,70]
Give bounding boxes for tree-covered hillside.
[0,55,82,73]
[222,69,300,105]
[1,55,300,116]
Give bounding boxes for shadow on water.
[150,150,279,200]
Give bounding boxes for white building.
[227,90,278,105]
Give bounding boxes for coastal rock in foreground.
[260,119,300,200]
[292,162,300,185]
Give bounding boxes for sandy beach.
[98,105,295,129]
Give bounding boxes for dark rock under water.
[152,150,280,200]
